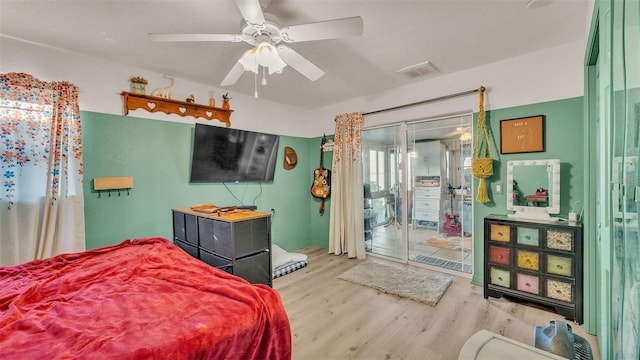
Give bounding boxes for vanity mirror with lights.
[506,159,560,221]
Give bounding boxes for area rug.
[338,261,453,306]
[426,236,472,251]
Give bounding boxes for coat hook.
[127,188,130,196]
[118,189,121,196]
[98,191,101,198]
[108,190,111,197]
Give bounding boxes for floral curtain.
[0,72,85,266]
[329,112,366,259]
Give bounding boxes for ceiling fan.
[149,0,364,87]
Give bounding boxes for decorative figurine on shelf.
[209,91,216,107]
[222,92,231,110]
[186,94,195,103]
[130,76,148,94]
[151,74,175,99]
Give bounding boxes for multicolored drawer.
[489,246,511,265]
[546,254,573,277]
[516,226,539,246]
[516,250,540,271]
[546,278,574,303]
[489,224,511,242]
[545,229,574,251]
[516,273,540,295]
[483,215,583,324]
[489,267,511,288]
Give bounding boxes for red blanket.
[0,238,291,359]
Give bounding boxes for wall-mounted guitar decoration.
[311,135,331,214]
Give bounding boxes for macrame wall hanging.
[471,86,494,203]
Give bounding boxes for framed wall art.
[500,115,545,154]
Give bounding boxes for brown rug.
[338,261,453,306]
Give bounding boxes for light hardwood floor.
[273,246,600,360]
[367,226,473,275]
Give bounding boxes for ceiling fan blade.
[280,16,363,43]
[149,33,244,42]
[221,62,245,86]
[234,0,266,30]
[277,45,325,81]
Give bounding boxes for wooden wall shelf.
[121,92,232,127]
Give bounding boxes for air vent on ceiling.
[396,61,439,79]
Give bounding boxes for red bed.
[0,237,291,359]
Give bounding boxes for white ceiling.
[0,0,590,110]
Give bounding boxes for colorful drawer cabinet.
[483,215,583,323]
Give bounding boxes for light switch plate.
[495,183,503,194]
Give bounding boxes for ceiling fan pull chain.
[262,66,267,86]
[254,72,259,98]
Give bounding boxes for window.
[0,72,85,266]
[368,149,386,193]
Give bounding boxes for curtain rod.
[361,86,485,116]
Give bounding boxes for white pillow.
[272,244,308,270]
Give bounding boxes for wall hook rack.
[94,177,134,198]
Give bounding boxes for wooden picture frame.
[499,115,545,154]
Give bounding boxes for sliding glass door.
[407,116,473,274]
[362,114,473,275]
[362,124,404,260]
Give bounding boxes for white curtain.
[329,112,366,259]
[0,73,85,266]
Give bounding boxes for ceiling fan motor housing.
[241,13,283,45]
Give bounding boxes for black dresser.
[484,214,583,323]
[172,208,272,286]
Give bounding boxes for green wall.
[81,111,317,251]
[472,96,585,284]
[82,96,585,274]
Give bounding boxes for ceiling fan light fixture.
[267,58,287,74]
[239,42,287,76]
[238,48,259,73]
[256,42,287,74]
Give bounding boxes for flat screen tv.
[190,123,279,183]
